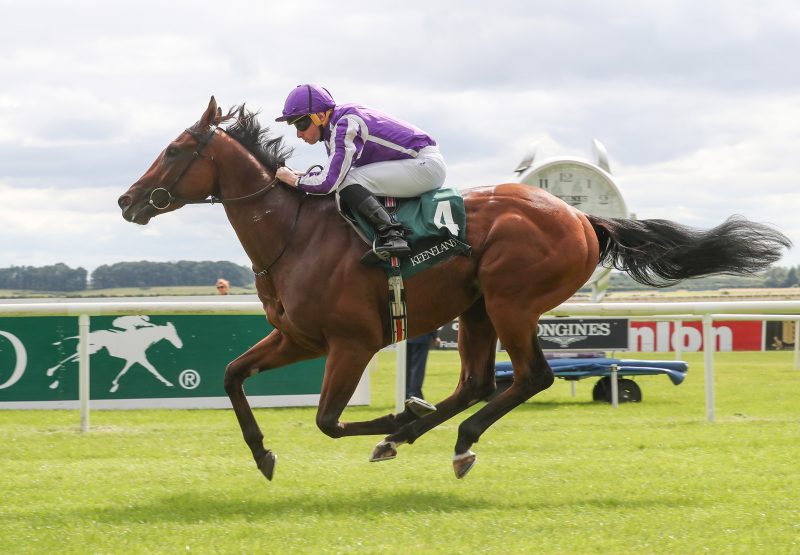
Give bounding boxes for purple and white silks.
[297,104,443,196]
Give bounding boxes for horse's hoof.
[453,450,477,479]
[257,451,277,481]
[405,396,437,417]
[369,440,398,462]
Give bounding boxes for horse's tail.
[587,214,792,288]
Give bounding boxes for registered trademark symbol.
[178,369,201,390]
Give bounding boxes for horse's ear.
[214,106,223,125]
[201,96,218,127]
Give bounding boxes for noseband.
[148,126,279,210]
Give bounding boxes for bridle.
[146,123,304,278]
[148,125,280,210]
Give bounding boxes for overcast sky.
[2,0,799,276]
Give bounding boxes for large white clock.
[514,139,630,220]
[512,139,632,301]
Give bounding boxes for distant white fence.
[2,300,799,425]
[395,301,800,420]
[545,301,800,421]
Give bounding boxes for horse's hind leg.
[46,353,78,376]
[452,311,553,479]
[371,298,499,461]
[109,361,135,393]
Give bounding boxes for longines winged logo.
[537,320,617,349]
[46,315,184,393]
[541,335,587,348]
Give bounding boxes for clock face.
[521,159,629,219]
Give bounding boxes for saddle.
[336,187,471,278]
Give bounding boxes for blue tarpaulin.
[496,358,689,386]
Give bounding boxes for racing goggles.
[289,114,313,132]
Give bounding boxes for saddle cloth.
[340,186,471,277]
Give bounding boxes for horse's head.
[118,96,224,225]
[163,322,183,349]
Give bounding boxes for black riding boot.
[340,184,411,265]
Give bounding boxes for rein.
[146,124,304,278]
[148,125,280,210]
[253,193,306,278]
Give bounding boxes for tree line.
[2,261,798,293]
[606,265,800,291]
[0,261,254,292]
[0,263,88,292]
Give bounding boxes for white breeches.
[339,146,447,198]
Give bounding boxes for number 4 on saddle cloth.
[338,186,471,277]
[337,187,471,343]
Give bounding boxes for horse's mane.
[218,104,293,173]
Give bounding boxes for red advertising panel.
[628,320,763,352]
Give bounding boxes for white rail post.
[610,364,619,408]
[395,340,407,414]
[78,314,90,432]
[702,314,715,423]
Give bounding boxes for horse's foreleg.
[372,299,499,461]
[139,359,173,387]
[313,341,396,438]
[223,330,321,481]
[312,349,427,439]
[308,341,448,438]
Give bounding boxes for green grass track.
[1,350,799,553]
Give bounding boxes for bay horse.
[118,97,790,481]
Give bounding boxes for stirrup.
[360,237,409,265]
[362,238,391,264]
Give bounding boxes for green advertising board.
[0,314,368,409]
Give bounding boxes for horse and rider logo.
[1,313,331,409]
[46,315,184,393]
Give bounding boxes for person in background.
[406,331,440,400]
[216,278,230,295]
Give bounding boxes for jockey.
[275,84,447,265]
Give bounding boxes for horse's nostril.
[118,195,132,210]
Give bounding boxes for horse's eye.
[165,145,179,158]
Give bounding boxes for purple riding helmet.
[275,84,336,123]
